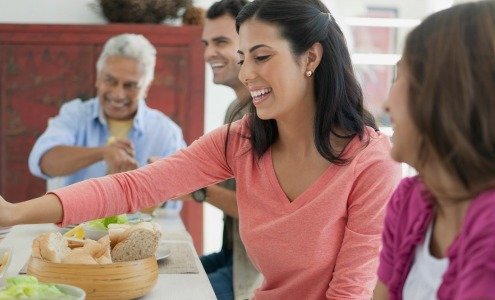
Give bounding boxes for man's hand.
[147,156,161,164]
[103,138,138,174]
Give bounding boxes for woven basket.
[27,256,158,300]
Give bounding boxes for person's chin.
[212,75,226,85]
[255,110,273,121]
[105,109,130,120]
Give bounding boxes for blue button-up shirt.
[29,97,186,211]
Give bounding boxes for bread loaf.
[32,232,71,263]
[32,232,112,264]
[31,222,161,264]
[62,248,98,264]
[108,223,131,248]
[110,222,161,262]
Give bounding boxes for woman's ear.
[305,42,323,74]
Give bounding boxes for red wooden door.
[0,24,205,253]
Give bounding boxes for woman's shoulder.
[348,127,392,160]
[364,126,393,151]
[201,114,252,156]
[223,114,252,144]
[462,187,495,237]
[392,177,426,200]
[387,177,433,219]
[349,127,400,175]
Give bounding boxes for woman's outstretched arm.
[0,194,63,226]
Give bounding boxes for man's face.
[95,55,150,120]
[202,14,242,89]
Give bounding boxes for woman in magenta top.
[374,1,495,299]
[0,0,401,298]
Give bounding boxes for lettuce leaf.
[87,214,128,229]
[0,275,75,300]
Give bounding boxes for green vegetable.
[87,214,128,229]
[0,275,76,300]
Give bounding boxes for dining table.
[0,208,217,299]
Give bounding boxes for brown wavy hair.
[404,0,495,198]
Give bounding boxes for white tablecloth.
[0,210,216,300]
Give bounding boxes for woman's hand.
[0,194,63,226]
[0,195,15,226]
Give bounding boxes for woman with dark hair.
[0,0,400,298]
[374,1,495,299]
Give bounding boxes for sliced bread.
[32,232,71,263]
[110,222,161,262]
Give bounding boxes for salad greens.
[87,214,128,229]
[0,275,76,300]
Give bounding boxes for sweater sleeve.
[376,180,407,285]
[449,194,495,299]
[53,121,243,226]
[326,138,402,299]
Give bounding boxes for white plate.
[0,247,12,279]
[0,227,11,235]
[127,212,152,223]
[156,244,171,261]
[54,283,86,300]
[81,224,108,240]
[76,212,154,240]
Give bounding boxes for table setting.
[0,211,215,299]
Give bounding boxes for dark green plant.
[98,0,193,23]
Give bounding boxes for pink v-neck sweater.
[54,116,401,299]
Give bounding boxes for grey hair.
[96,33,157,86]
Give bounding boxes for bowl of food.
[78,213,153,240]
[28,257,157,300]
[28,222,162,300]
[0,275,85,300]
[81,214,129,240]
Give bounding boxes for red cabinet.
[0,24,205,253]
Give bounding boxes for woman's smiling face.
[237,19,315,121]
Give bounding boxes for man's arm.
[40,139,137,176]
[181,184,239,219]
[204,185,239,219]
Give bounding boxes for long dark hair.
[234,0,376,165]
[404,0,495,197]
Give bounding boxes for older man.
[29,33,185,211]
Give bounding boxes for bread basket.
[27,256,158,300]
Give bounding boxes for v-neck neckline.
[261,147,337,211]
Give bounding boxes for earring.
[306,70,313,77]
